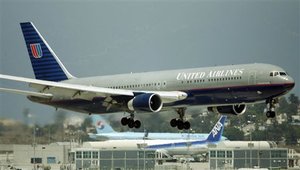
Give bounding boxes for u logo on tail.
[30,43,43,58]
[20,22,74,82]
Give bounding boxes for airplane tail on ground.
[91,115,116,133]
[206,115,227,143]
[20,22,74,82]
[146,115,227,150]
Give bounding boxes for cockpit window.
[280,72,287,76]
[270,71,287,77]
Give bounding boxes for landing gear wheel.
[121,117,129,126]
[134,120,141,128]
[121,114,142,129]
[128,119,135,128]
[170,119,178,127]
[266,111,276,118]
[183,121,191,130]
[177,120,184,130]
[265,98,278,118]
[171,108,191,130]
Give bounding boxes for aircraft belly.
[166,83,290,107]
[28,83,291,114]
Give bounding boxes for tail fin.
[20,22,74,82]
[206,115,227,143]
[91,115,115,133]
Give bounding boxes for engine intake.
[128,93,163,112]
[208,104,246,115]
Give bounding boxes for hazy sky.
[0,0,299,124]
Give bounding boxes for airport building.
[73,148,156,170]
[0,141,298,170]
[209,141,288,169]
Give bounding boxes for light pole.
[33,125,37,170]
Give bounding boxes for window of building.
[217,151,225,158]
[92,151,98,159]
[76,151,82,159]
[47,157,56,164]
[226,151,232,158]
[31,158,42,164]
[210,151,216,157]
[83,151,91,159]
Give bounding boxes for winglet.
[91,115,115,133]
[20,22,74,82]
[206,115,227,143]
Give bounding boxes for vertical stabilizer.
[91,115,115,133]
[206,115,227,142]
[20,22,74,82]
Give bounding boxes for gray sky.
[0,0,299,124]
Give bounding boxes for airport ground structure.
[1,141,300,170]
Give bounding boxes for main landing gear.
[265,98,278,118]
[121,113,141,129]
[170,108,191,130]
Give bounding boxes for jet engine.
[208,104,246,115]
[128,93,163,112]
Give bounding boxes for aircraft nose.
[285,76,295,90]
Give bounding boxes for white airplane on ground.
[84,115,227,156]
[0,22,295,129]
[88,115,227,140]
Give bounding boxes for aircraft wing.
[0,87,52,98]
[0,74,187,103]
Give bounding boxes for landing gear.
[265,98,278,118]
[121,113,141,129]
[170,108,191,130]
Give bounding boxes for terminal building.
[209,141,288,169]
[0,141,298,170]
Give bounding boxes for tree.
[289,93,299,106]
[223,127,244,140]
[81,117,92,132]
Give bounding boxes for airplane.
[0,22,295,130]
[88,115,228,140]
[84,115,227,156]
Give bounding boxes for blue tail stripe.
[20,22,70,82]
[32,65,62,71]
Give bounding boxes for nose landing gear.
[265,98,278,118]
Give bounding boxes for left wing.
[0,87,52,98]
[0,74,187,103]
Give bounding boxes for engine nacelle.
[128,93,163,112]
[208,104,246,115]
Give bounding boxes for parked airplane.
[84,115,227,156]
[0,22,295,130]
[89,115,228,140]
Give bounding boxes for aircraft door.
[248,71,257,85]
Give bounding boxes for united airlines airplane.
[89,115,227,140]
[0,22,295,130]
